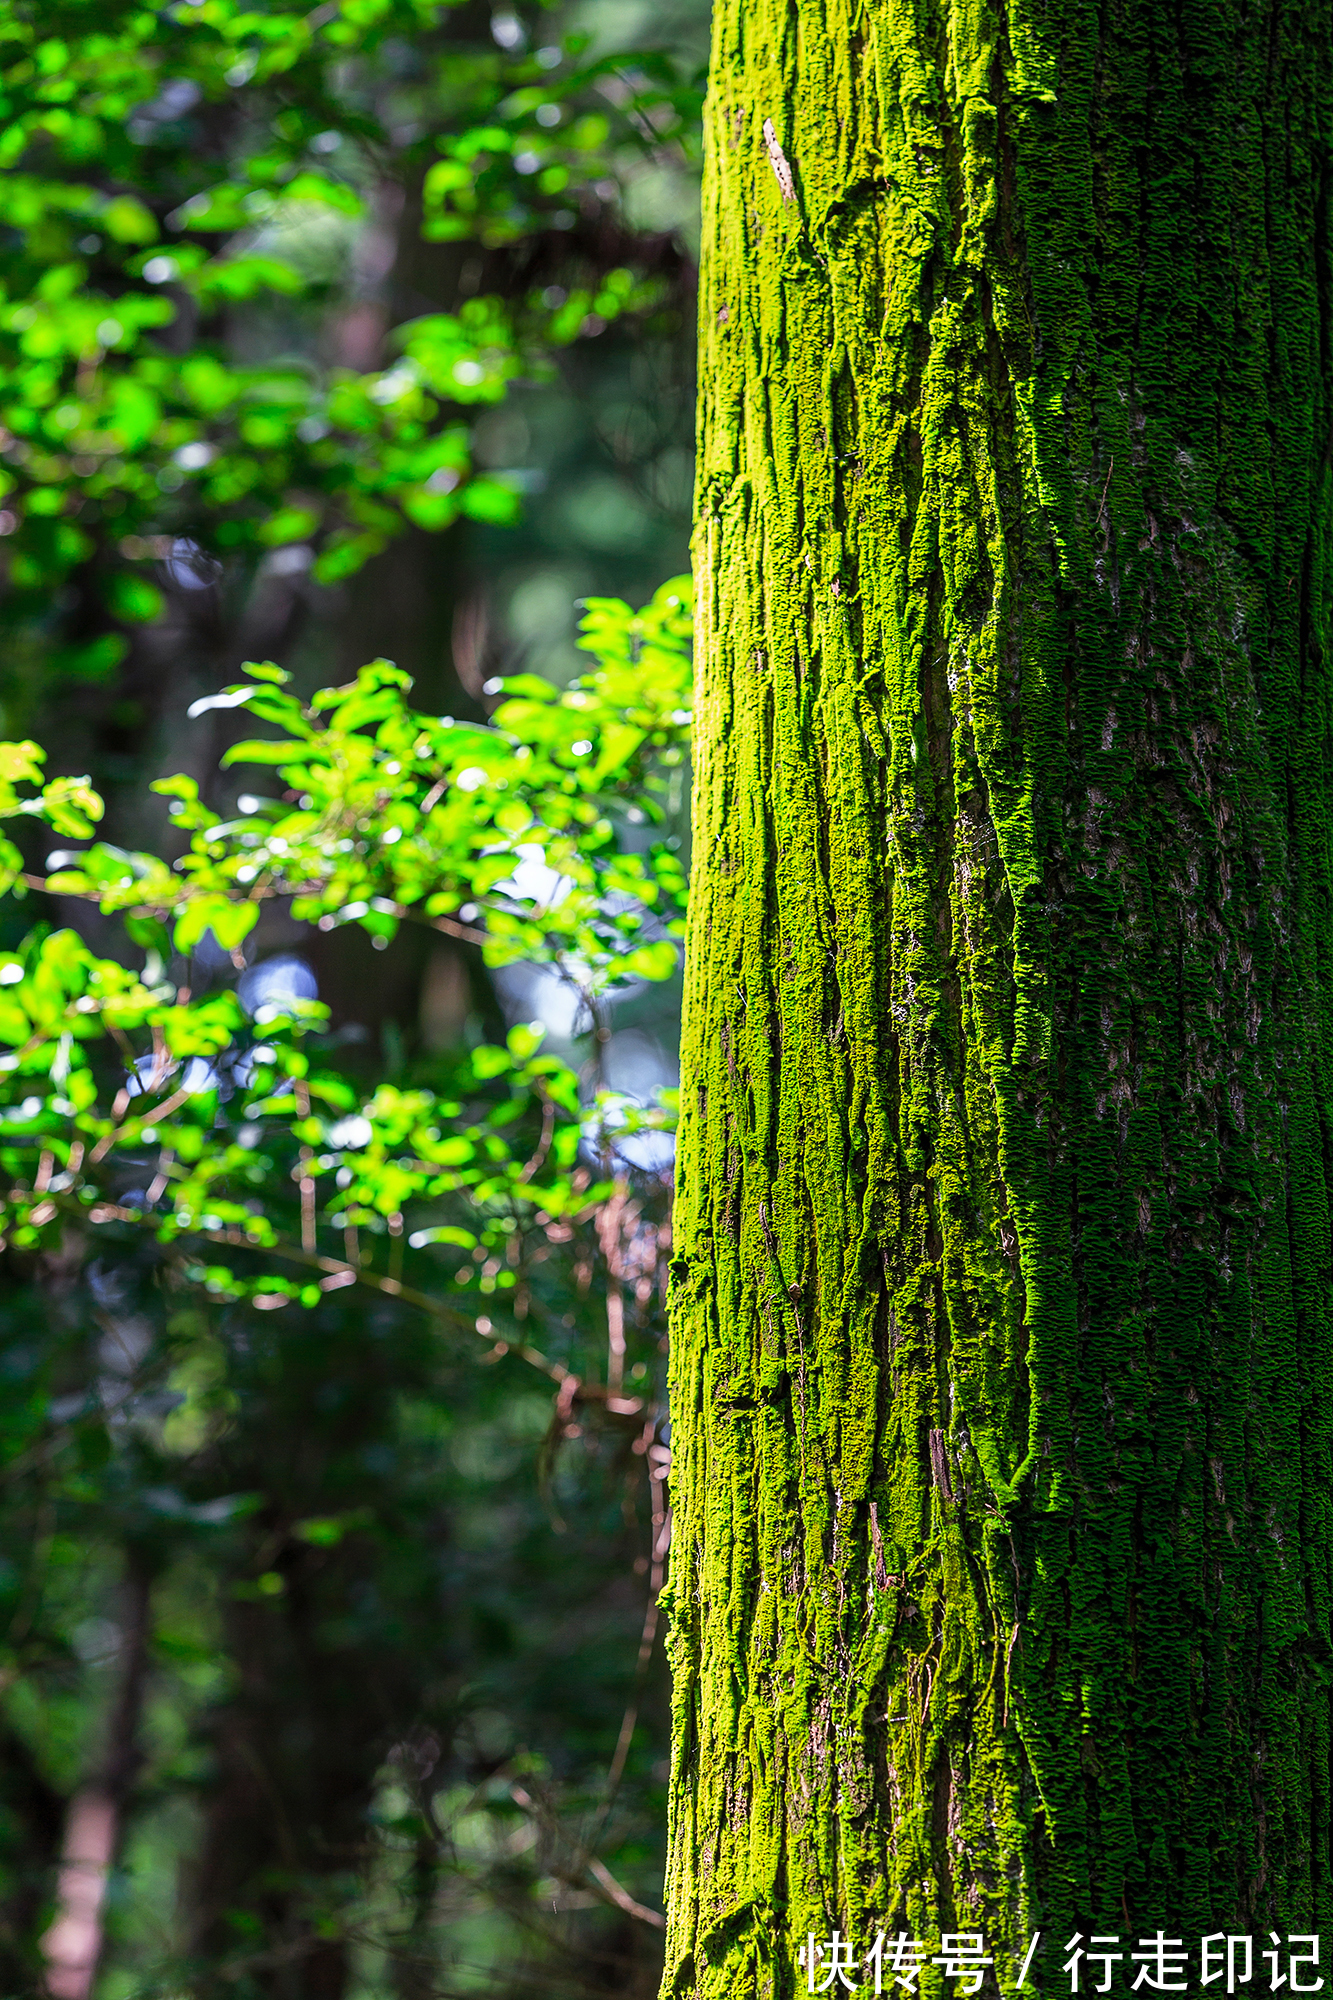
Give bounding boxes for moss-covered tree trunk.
[665,2,1333,1991]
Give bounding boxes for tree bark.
[42,1558,152,2000]
[666,1,1333,1991]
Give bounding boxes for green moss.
[665,1,1333,1993]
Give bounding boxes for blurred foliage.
[0,586,691,1998]
[0,0,701,713]
[2,582,691,1286]
[41,578,691,982]
[0,0,705,1994]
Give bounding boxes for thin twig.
[27,869,492,950]
[46,1193,572,1384]
[294,1078,316,1253]
[585,1593,659,1855]
[510,1784,664,1932]
[584,1856,665,1931]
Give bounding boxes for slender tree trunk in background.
[666,1,1333,1991]
[42,1560,152,2000]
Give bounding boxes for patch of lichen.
[665,0,1333,1994]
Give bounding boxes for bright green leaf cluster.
[422,53,702,250]
[0,581,691,1353]
[0,0,699,644]
[44,575,693,996]
[0,736,102,895]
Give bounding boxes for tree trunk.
[666,1,1333,1991]
[42,1558,153,2000]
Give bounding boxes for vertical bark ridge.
[666,1,1333,1992]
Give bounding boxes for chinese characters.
[794,1931,1324,1995]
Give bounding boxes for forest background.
[0,2,709,1996]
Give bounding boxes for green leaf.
[470,1045,514,1081]
[107,378,161,450]
[459,477,522,525]
[105,571,165,624]
[124,914,172,957]
[506,1021,546,1062]
[174,898,258,954]
[621,938,678,982]
[258,506,321,547]
[407,1225,478,1250]
[57,634,131,682]
[280,173,364,214]
[219,738,312,768]
[100,195,158,244]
